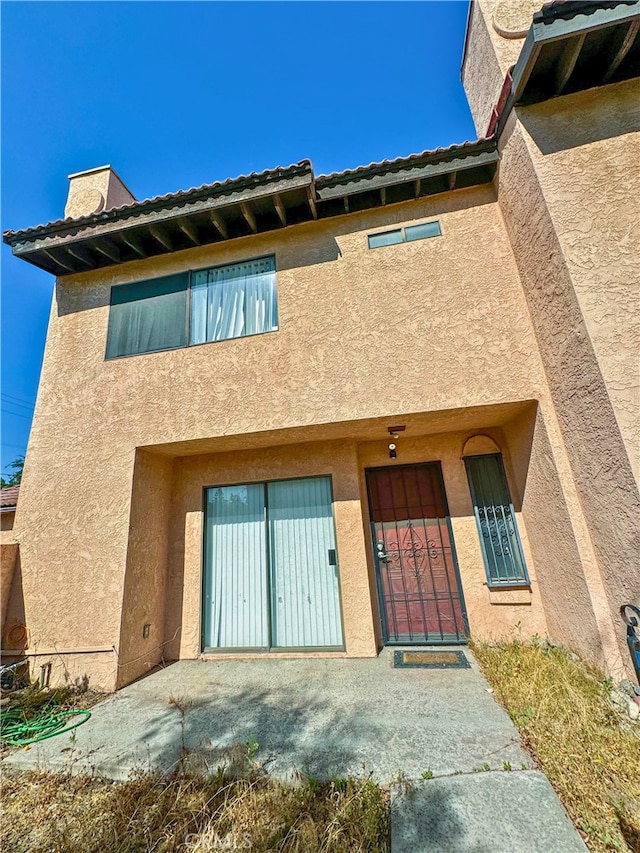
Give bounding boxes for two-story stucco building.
[3,0,639,691]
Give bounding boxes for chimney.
[64,165,136,219]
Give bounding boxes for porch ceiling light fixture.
[388,425,406,440]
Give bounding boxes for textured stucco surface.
[463,8,639,676]
[357,427,547,643]
[507,405,604,664]
[472,0,532,77]
[496,118,639,676]
[13,187,557,690]
[167,441,377,664]
[117,450,174,687]
[12,33,640,688]
[462,0,510,137]
[64,167,135,219]
[518,81,640,481]
[1,541,19,635]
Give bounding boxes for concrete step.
[391,770,587,853]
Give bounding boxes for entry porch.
[117,400,548,688]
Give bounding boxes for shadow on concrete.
[143,682,367,781]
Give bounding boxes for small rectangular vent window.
[368,220,441,249]
[368,229,403,249]
[405,221,442,242]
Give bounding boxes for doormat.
[393,650,470,669]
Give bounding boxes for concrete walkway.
[2,649,586,851]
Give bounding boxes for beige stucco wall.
[1,540,19,637]
[13,55,639,686]
[65,166,136,219]
[516,81,640,481]
[1,510,16,534]
[116,450,174,687]
[461,0,541,136]
[357,427,548,643]
[495,115,639,677]
[167,440,378,663]
[462,0,511,137]
[462,0,639,677]
[13,184,561,690]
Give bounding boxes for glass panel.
[106,273,188,358]
[404,221,441,242]
[203,484,268,648]
[368,229,403,249]
[268,477,343,648]
[190,256,277,345]
[464,454,528,585]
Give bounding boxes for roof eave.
[5,140,499,277]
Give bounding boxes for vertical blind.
[203,485,269,649]
[464,453,529,585]
[190,256,278,345]
[203,476,343,650]
[268,477,343,648]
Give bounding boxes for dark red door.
[366,463,467,643]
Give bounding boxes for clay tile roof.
[316,138,492,184]
[534,0,637,24]
[0,484,19,509]
[2,161,313,244]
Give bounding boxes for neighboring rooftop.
[0,485,20,510]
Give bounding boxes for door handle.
[376,542,391,563]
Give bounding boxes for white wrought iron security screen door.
[203,477,343,650]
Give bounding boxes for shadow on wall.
[517,81,640,155]
[54,234,343,320]
[55,181,498,318]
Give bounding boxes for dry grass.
[472,639,640,853]
[0,768,389,853]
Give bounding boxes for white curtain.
[190,256,277,345]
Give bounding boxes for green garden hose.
[1,706,91,746]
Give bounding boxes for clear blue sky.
[1,1,475,474]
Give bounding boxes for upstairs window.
[106,273,188,359]
[105,255,277,359]
[190,256,277,345]
[368,220,441,249]
[464,453,529,587]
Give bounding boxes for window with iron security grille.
[464,453,529,586]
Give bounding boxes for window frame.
[105,253,278,360]
[367,219,442,250]
[464,452,531,589]
[200,474,346,653]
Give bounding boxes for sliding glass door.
[203,476,343,650]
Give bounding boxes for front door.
[366,463,468,644]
